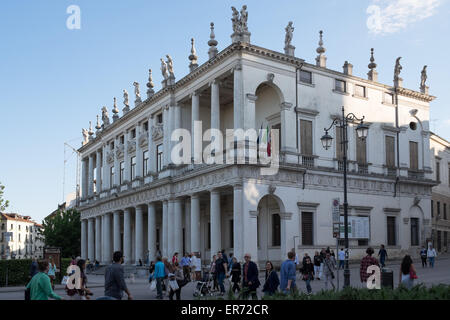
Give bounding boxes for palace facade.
[77,6,436,265]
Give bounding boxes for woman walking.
[427,245,437,268]
[313,251,322,280]
[323,252,336,290]
[168,262,185,300]
[301,256,315,294]
[66,259,92,300]
[262,261,279,296]
[47,256,57,290]
[399,255,417,289]
[230,257,241,294]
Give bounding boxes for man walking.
[180,253,191,281]
[215,252,228,295]
[323,251,336,290]
[154,256,166,299]
[420,246,428,268]
[280,251,297,294]
[104,251,133,300]
[338,248,345,269]
[242,253,260,299]
[427,245,437,268]
[360,247,379,284]
[313,251,322,280]
[378,245,388,268]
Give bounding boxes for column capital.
[209,79,220,87]
[246,93,258,102]
[280,102,293,110]
[190,193,200,199]
[209,188,221,195]
[233,62,243,72]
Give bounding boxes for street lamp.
[321,106,368,288]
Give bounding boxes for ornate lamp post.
[321,106,369,288]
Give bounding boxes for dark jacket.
[231,262,241,283]
[262,270,279,294]
[242,261,260,290]
[313,255,322,266]
[104,263,128,300]
[301,262,315,280]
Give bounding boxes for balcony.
[301,155,315,168]
[357,163,369,175]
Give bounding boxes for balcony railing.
[337,160,345,172]
[301,155,315,168]
[387,167,397,178]
[358,163,369,175]
[408,169,424,180]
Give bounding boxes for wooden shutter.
[385,136,395,167]
[301,212,313,245]
[336,126,344,160]
[387,216,396,246]
[356,132,367,164]
[300,120,313,155]
[409,141,418,170]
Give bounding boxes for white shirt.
[427,249,437,258]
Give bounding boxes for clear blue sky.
[1,0,449,222]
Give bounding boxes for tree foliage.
[0,182,10,211]
[42,208,81,258]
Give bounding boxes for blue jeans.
[428,257,435,268]
[217,273,225,293]
[339,260,345,269]
[305,278,312,293]
[156,278,163,299]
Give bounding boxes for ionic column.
[81,219,87,259]
[163,106,170,167]
[191,92,200,162]
[168,199,175,257]
[136,124,143,178]
[123,208,132,264]
[124,131,130,182]
[113,137,120,187]
[104,213,112,264]
[185,198,191,254]
[174,199,183,255]
[88,154,94,197]
[113,210,121,252]
[211,80,220,130]
[102,144,109,191]
[87,218,95,261]
[135,206,144,264]
[233,63,243,130]
[190,194,200,254]
[95,216,101,262]
[162,200,168,257]
[233,184,243,262]
[81,159,88,198]
[96,149,102,193]
[101,214,105,263]
[210,190,221,258]
[149,115,157,174]
[147,202,156,262]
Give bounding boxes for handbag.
[168,279,179,291]
[61,275,69,285]
[410,269,418,279]
[149,279,156,291]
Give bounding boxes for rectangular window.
[358,239,369,246]
[384,92,394,104]
[409,141,418,170]
[444,232,448,250]
[131,156,136,180]
[437,201,441,218]
[272,214,281,246]
[444,203,447,220]
[354,84,366,97]
[301,212,313,245]
[157,144,163,172]
[156,228,160,251]
[111,141,115,150]
[300,120,313,155]
[437,231,442,252]
[431,200,434,218]
[436,161,440,181]
[143,151,149,175]
[110,166,115,187]
[157,114,163,124]
[229,220,234,248]
[143,121,148,132]
[335,126,344,160]
[120,135,124,144]
[410,218,419,246]
[119,161,124,184]
[387,216,396,246]
[131,129,136,139]
[356,130,367,164]
[385,136,395,168]
[335,79,346,93]
[299,70,312,84]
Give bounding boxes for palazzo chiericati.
[77,6,436,266]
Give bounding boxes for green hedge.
[0,259,32,287]
[0,258,73,287]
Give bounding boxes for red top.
[360,255,379,282]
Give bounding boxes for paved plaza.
[0,255,449,300]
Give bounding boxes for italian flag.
[266,125,271,157]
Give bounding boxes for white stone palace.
[77,6,437,265]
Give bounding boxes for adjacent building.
[0,213,45,260]
[76,7,437,265]
[430,133,450,252]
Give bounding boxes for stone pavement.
[1,254,449,300]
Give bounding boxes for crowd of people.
[23,244,439,300]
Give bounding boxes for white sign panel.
[332,198,340,223]
[339,216,370,239]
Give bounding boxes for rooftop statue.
[166,55,174,78]
[285,21,294,47]
[420,65,427,88]
[160,58,169,80]
[394,57,402,81]
[101,106,110,126]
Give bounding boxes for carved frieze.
[115,144,124,158]
[138,133,148,148]
[152,124,164,141]
[127,139,136,153]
